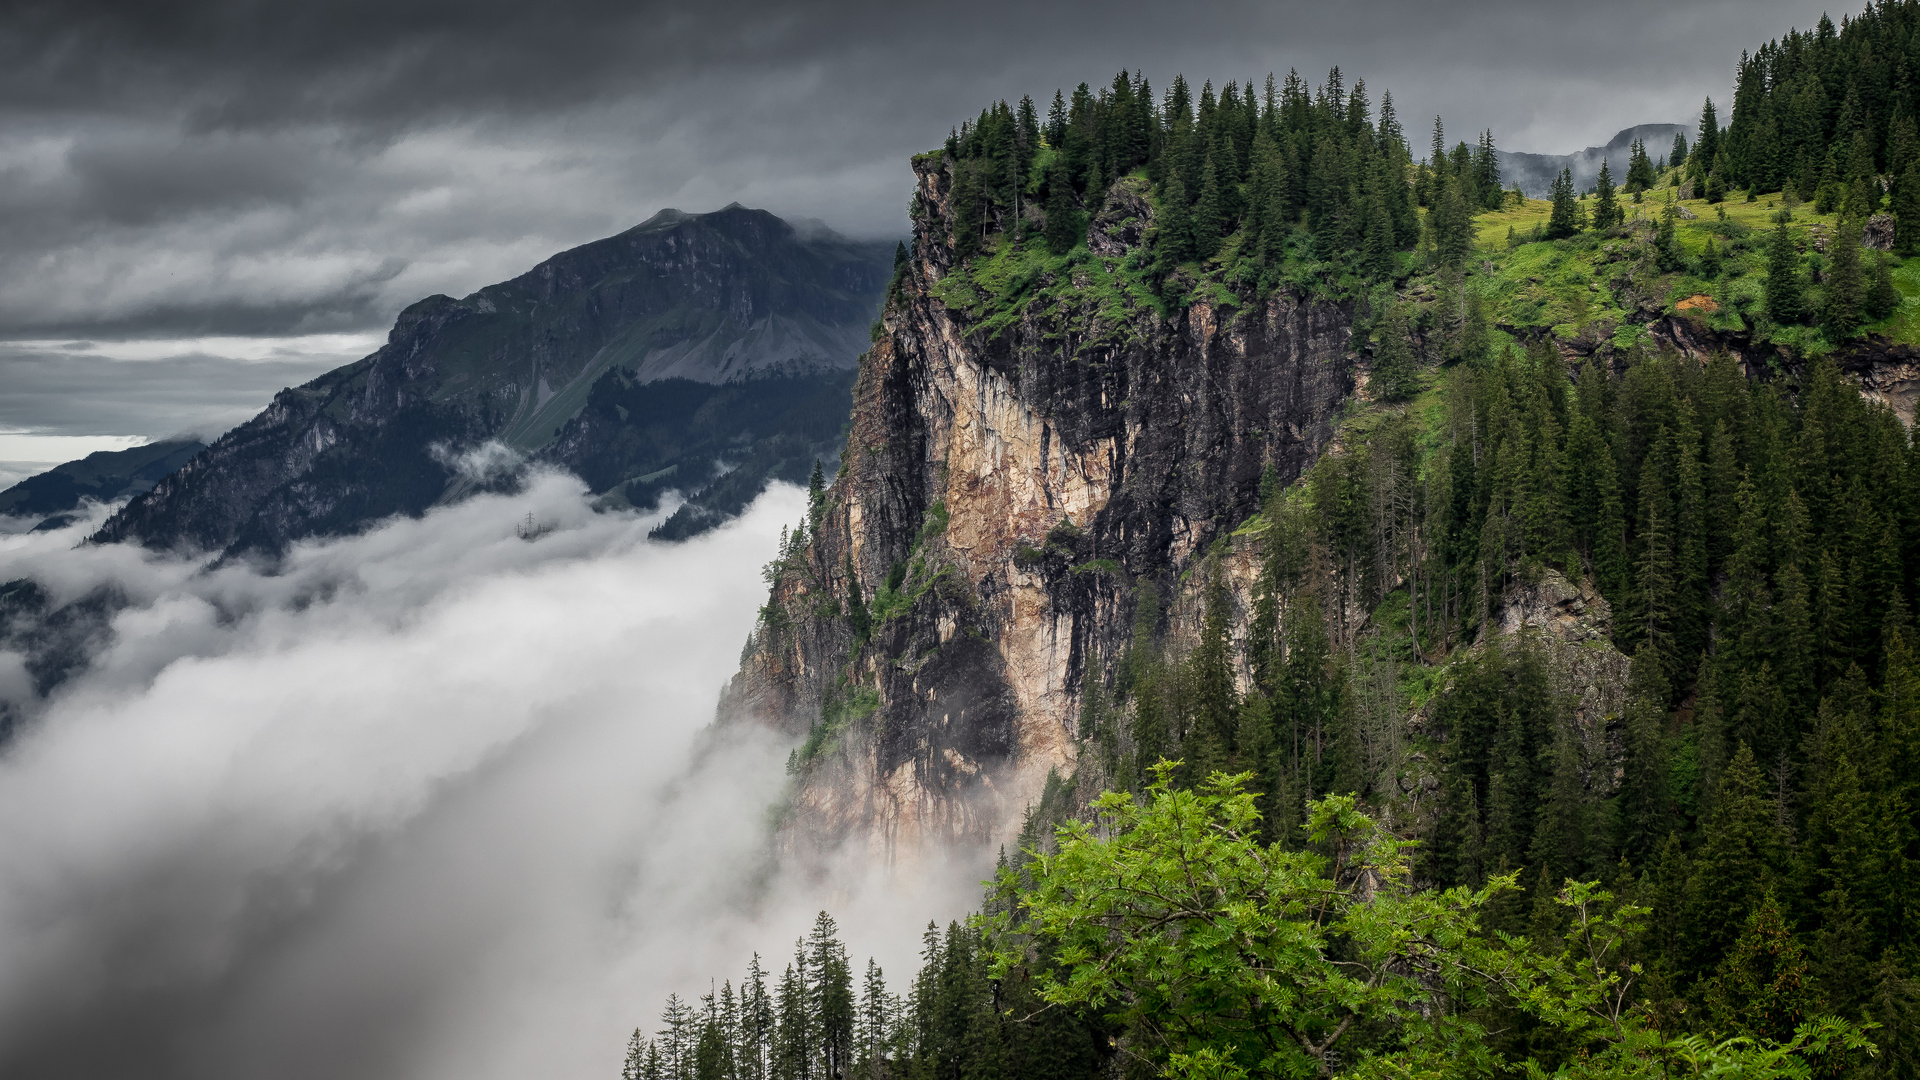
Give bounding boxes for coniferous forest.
[632,6,1920,1080]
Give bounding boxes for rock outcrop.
[91,206,892,556]
[722,157,1356,860]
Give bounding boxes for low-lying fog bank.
[0,474,986,1080]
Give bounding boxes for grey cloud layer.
[0,0,1835,342]
[0,480,985,1079]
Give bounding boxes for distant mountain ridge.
[90,205,894,556]
[0,439,204,528]
[1498,123,1691,197]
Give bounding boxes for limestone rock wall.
[721,156,1356,861]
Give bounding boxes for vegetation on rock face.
[630,774,1878,1080]
[694,7,1920,1078]
[929,66,1477,332]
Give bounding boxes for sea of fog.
[0,472,987,1080]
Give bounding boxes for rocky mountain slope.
[0,439,204,528]
[90,206,893,556]
[1499,123,1690,197]
[722,154,1359,858]
[721,118,1920,869]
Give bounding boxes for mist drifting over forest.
[0,478,983,1080]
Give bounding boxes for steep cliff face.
[91,206,891,556]
[723,157,1356,859]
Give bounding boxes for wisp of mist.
[0,473,985,1080]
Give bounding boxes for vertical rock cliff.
[722,156,1358,859]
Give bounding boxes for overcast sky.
[0,0,1837,462]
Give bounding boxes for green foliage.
[917,501,950,545]
[1545,168,1581,240]
[1765,221,1806,325]
[1591,160,1622,232]
[1043,161,1080,257]
[651,758,1882,1080]
[988,768,1530,1079]
[1823,217,1866,340]
[939,66,1429,306]
[1369,300,1420,401]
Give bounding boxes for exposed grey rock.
[90,206,893,557]
[1866,212,1896,251]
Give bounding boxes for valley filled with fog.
[0,477,983,1080]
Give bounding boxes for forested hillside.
[670,4,1920,1078]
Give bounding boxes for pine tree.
[1157,173,1195,265]
[1671,131,1689,170]
[1591,159,1622,231]
[1895,165,1920,257]
[626,1029,650,1080]
[1370,301,1419,402]
[1824,217,1865,340]
[1625,138,1656,193]
[1042,162,1077,256]
[1703,894,1822,1044]
[808,913,855,1080]
[1616,645,1673,865]
[1192,153,1224,260]
[1654,199,1685,271]
[1545,167,1580,240]
[1694,98,1721,185]
[1764,221,1805,325]
[1043,90,1066,148]
[1700,236,1723,277]
[1428,172,1472,265]
[856,960,888,1080]
[950,160,984,261]
[1866,252,1900,322]
[1683,743,1786,974]
[1189,552,1239,759]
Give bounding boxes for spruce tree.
[1189,553,1239,754]
[1617,645,1673,865]
[1156,173,1195,265]
[1544,167,1580,240]
[1042,162,1077,256]
[1192,153,1224,260]
[808,914,854,1080]
[950,160,984,260]
[1371,301,1419,402]
[1702,894,1822,1044]
[1866,252,1900,322]
[1700,236,1723,277]
[1625,137,1656,193]
[1694,98,1721,185]
[1823,217,1865,340]
[1895,165,1920,256]
[1428,174,1472,266]
[1654,199,1684,271]
[1684,743,1786,973]
[1671,131,1689,170]
[1764,221,1805,325]
[1591,159,1622,231]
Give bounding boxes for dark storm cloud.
[0,0,1837,365]
[0,341,368,438]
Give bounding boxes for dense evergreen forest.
[628,7,1920,1079]
[934,63,1492,299]
[1718,2,1920,213]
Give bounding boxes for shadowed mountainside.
[90,205,893,557]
